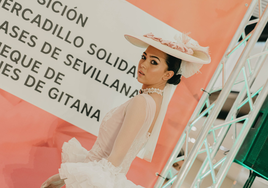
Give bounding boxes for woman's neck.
[141,82,166,90]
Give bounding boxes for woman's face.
[137,46,173,87]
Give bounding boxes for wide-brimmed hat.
[125,33,211,78]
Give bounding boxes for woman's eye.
[141,55,146,60]
[151,60,158,65]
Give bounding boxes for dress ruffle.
[61,138,89,163]
[59,159,144,188]
[59,138,144,188]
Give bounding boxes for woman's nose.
[140,61,147,68]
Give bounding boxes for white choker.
[139,88,164,96]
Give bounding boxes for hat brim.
[125,34,210,64]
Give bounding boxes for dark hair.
[165,54,182,85]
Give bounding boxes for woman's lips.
[138,70,145,76]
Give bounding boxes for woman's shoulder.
[124,94,155,124]
[128,94,147,107]
[128,94,156,112]
[131,94,155,105]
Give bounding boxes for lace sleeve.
[107,95,147,167]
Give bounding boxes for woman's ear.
[163,70,174,81]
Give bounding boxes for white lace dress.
[58,94,156,188]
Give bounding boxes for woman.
[41,32,210,188]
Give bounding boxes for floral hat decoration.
[125,32,211,78]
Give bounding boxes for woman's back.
[146,93,163,134]
[62,94,157,175]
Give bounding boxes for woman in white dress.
[41,32,211,188]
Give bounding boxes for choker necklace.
[139,88,164,96]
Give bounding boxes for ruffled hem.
[59,158,144,188]
[62,138,89,163]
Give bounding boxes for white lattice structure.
[154,0,268,187]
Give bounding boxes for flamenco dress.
[58,93,156,188]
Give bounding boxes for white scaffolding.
[154,0,268,187]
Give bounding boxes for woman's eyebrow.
[143,52,161,61]
[150,55,160,61]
